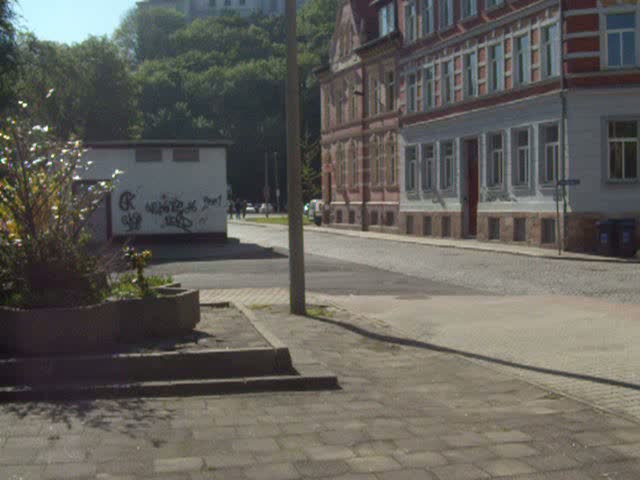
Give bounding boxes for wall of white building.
[400,92,564,214]
[82,146,228,238]
[567,88,640,214]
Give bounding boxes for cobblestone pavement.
[2,305,640,479]
[228,224,640,304]
[327,295,640,423]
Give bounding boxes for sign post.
[556,179,580,255]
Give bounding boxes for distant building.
[138,0,307,19]
[317,0,640,254]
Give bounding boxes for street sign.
[558,179,580,187]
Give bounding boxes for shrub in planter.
[0,99,121,309]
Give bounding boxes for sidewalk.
[235,219,638,263]
[1,294,639,479]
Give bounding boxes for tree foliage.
[0,0,17,109]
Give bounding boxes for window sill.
[606,179,639,185]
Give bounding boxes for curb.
[233,220,639,264]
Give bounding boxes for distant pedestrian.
[228,200,234,220]
[242,200,248,219]
[235,199,242,220]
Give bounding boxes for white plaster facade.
[81,141,229,240]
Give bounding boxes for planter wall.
[0,288,200,356]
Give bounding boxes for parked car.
[245,203,257,214]
[258,203,275,214]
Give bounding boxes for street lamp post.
[285,0,306,315]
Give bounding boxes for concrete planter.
[0,288,200,356]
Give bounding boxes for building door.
[466,139,479,237]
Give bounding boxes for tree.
[301,136,321,204]
[0,0,18,109]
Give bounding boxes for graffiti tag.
[119,191,136,211]
[122,212,142,232]
[202,194,223,211]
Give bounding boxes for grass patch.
[248,216,313,226]
[110,273,174,300]
[306,305,335,319]
[249,304,272,311]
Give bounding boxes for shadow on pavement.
[144,241,286,264]
[1,399,175,437]
[306,314,640,392]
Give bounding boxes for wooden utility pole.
[285,0,306,315]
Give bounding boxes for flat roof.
[86,139,233,149]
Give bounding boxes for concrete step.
[0,373,340,402]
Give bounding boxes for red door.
[467,141,479,237]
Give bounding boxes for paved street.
[227,223,640,303]
[2,305,640,479]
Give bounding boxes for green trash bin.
[616,219,637,258]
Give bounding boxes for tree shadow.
[0,398,176,438]
[305,313,640,392]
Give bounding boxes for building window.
[488,43,505,92]
[385,211,395,226]
[441,216,451,237]
[370,136,380,186]
[440,0,454,29]
[488,218,501,240]
[423,0,435,36]
[463,51,478,98]
[336,209,343,223]
[369,74,383,116]
[542,24,560,78]
[349,210,356,224]
[514,129,530,186]
[349,143,357,187]
[370,211,379,225]
[405,145,418,192]
[385,70,395,112]
[488,133,504,187]
[405,0,417,43]
[336,88,344,125]
[338,143,347,188]
[542,124,559,185]
[423,65,435,110]
[173,148,199,162]
[322,89,330,130]
[541,218,556,244]
[485,0,504,8]
[378,135,385,185]
[379,3,395,37]
[461,0,477,19]
[349,85,357,122]
[440,141,454,190]
[608,121,638,181]
[515,34,531,85]
[514,217,527,242]
[421,143,435,191]
[441,59,454,104]
[136,149,162,162]
[423,216,433,235]
[386,135,397,186]
[406,215,414,234]
[606,14,637,68]
[407,72,418,113]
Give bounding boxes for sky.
[16,0,138,44]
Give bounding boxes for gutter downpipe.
[560,0,569,254]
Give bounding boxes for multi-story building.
[319,0,640,252]
[138,0,307,19]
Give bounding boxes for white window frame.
[386,135,397,186]
[603,12,638,69]
[487,132,504,188]
[513,128,530,187]
[463,50,478,98]
[385,70,395,112]
[379,4,396,37]
[608,120,639,182]
[423,65,435,110]
[488,42,505,93]
[541,23,560,79]
[440,0,454,30]
[405,0,418,43]
[460,0,477,20]
[541,124,560,185]
[423,0,435,36]
[421,143,435,191]
[407,71,418,113]
[441,59,454,104]
[405,145,418,192]
[514,33,531,86]
[440,141,455,191]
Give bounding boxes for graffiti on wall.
[117,189,224,234]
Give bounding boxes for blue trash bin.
[616,219,637,258]
[596,220,617,257]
